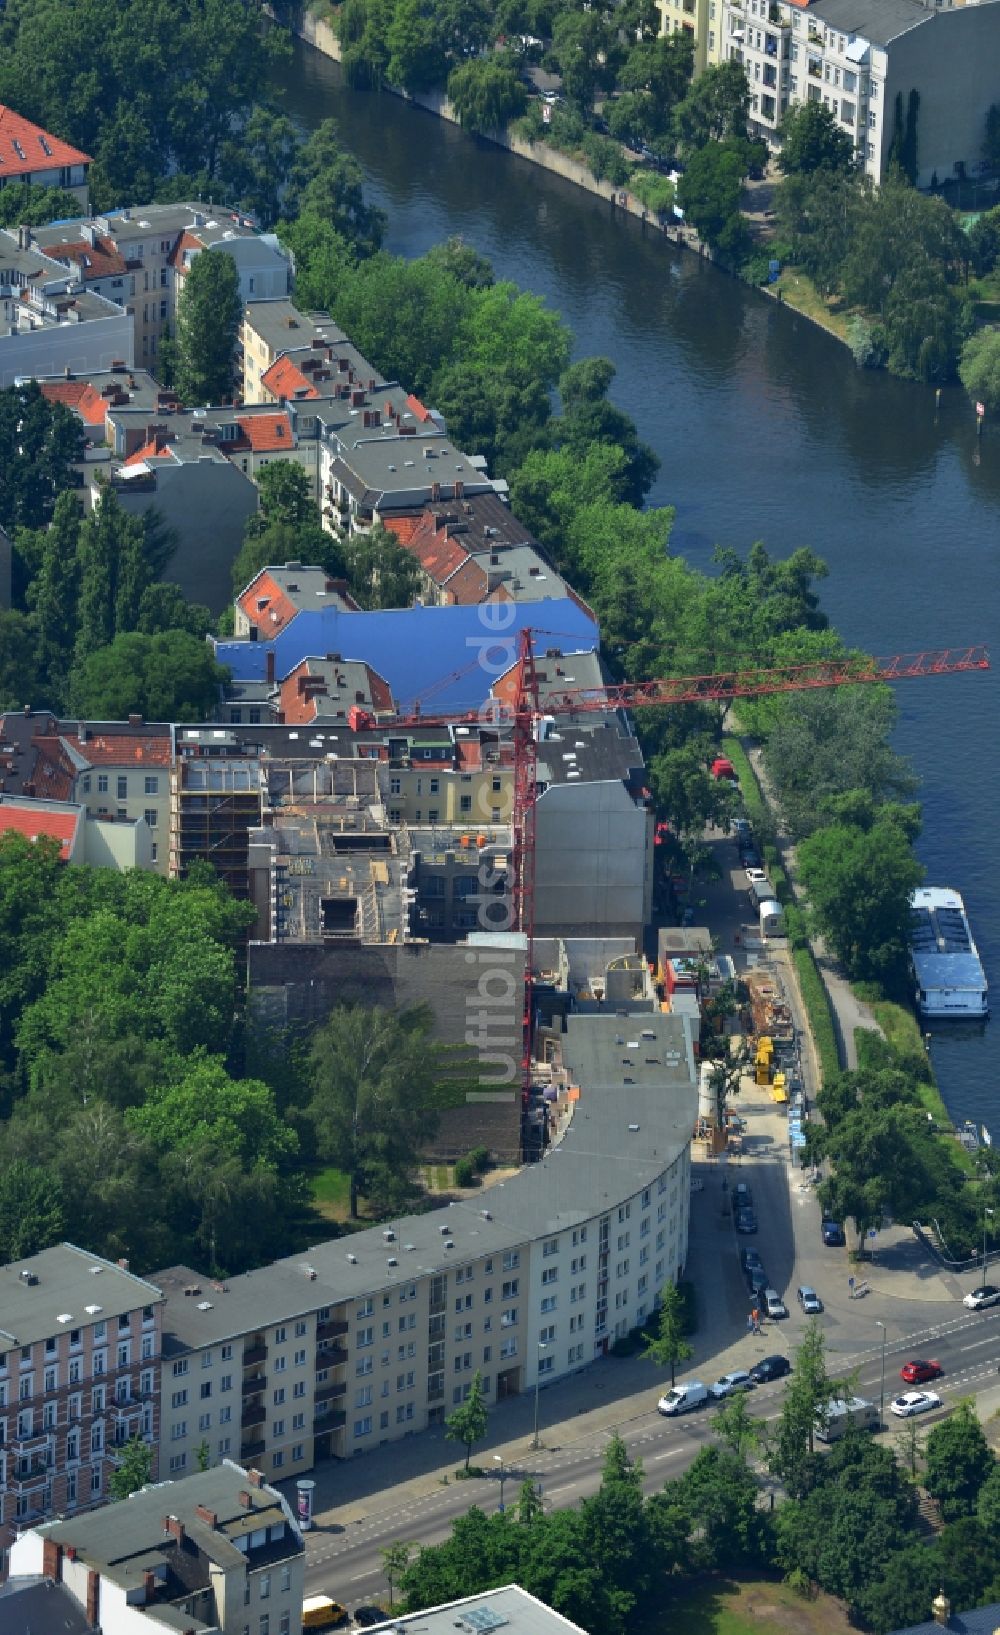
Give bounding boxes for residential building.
[9,1460,305,1635]
[0,230,132,391]
[0,794,154,871]
[233,564,359,640]
[151,1009,697,1481]
[0,105,90,207]
[240,300,377,405]
[360,1584,588,1635]
[169,756,265,898]
[383,493,588,613]
[0,715,172,874]
[0,1243,164,1566]
[657,0,714,72]
[322,426,496,536]
[0,1574,91,1634]
[39,368,164,446]
[718,0,1000,182]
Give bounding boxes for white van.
[764,1287,787,1320]
[657,1379,709,1416]
[815,1396,879,1443]
[759,899,785,938]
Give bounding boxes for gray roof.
[331,434,493,510]
[153,1011,696,1353]
[809,0,930,45]
[0,1243,163,1348]
[889,1606,1000,1635]
[364,1584,587,1635]
[0,1576,92,1635]
[382,489,540,553]
[34,1460,300,1590]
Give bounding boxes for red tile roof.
[278,658,394,725]
[51,236,128,280]
[261,356,319,402]
[443,557,489,606]
[0,105,90,178]
[236,412,293,453]
[39,379,110,429]
[25,738,77,803]
[237,570,301,636]
[0,801,79,859]
[405,392,433,423]
[384,511,470,586]
[168,229,203,271]
[123,435,175,469]
[75,731,172,766]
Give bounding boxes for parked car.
[709,1370,756,1399]
[890,1390,942,1419]
[963,1285,1000,1310]
[732,817,752,841]
[741,1248,764,1272]
[354,1611,388,1629]
[735,1209,758,1234]
[900,1360,942,1384]
[658,1379,709,1415]
[747,1267,769,1297]
[764,1287,788,1320]
[733,1182,753,1210]
[821,1220,845,1247]
[749,1354,791,1383]
[797,1286,823,1314]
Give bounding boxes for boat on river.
[910,887,989,1021]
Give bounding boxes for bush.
[741,251,773,287]
[453,1156,477,1188]
[846,316,885,369]
[792,945,841,1085]
[470,1146,491,1173]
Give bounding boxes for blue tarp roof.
[214,600,599,713]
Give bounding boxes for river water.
[274,37,999,1127]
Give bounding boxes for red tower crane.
[385,634,989,1096]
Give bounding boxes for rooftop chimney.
[195,1504,218,1528]
[238,1490,254,1509]
[266,650,275,687]
[163,1516,186,1545]
[247,1468,264,1488]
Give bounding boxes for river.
[273,36,999,1130]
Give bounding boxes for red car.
[900,1360,942,1385]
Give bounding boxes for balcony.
[317,1346,347,1370]
[242,1402,265,1429]
[243,1343,267,1368]
[242,1373,267,1396]
[316,1318,348,1342]
[429,1298,446,1317]
[241,1437,266,1460]
[315,1409,346,1431]
[10,1429,51,1454]
[315,1380,347,1405]
[9,1464,49,1491]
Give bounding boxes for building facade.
[0,1245,164,1566]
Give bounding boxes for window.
[219,1405,232,1424]
[293,1381,306,1399]
[98,774,108,794]
[199,1412,211,1431]
[260,1616,270,1635]
[273,1356,286,1373]
[502,1280,519,1299]
[172,1390,188,1409]
[354,1417,373,1437]
[293,1412,305,1430]
[295,1321,307,1338]
[273,1419,285,1437]
[221,1374,232,1392]
[541,1267,558,1285]
[542,1238,559,1257]
[44,1366,57,1392]
[144,775,159,795]
[260,1574,271,1601]
[275,1326,287,1344]
[541,1296,557,1313]
[501,1308,517,1328]
[356,1357,372,1377]
[222,1344,233,1360]
[356,1386,372,1407]
[294,1349,306,1367]
[539,1324,556,1343]
[117,776,127,800]
[273,1388,286,1406]
[538,1355,554,1376]
[503,1251,520,1271]
[172,1360,189,1377]
[357,1328,373,1349]
[172,1421,187,1440]
[144,808,158,828]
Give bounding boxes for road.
[302,1292,1000,1603]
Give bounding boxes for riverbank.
[288,8,859,354]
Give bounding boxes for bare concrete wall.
[881,6,1000,189]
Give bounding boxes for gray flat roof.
[154,1012,696,1352]
[365,1584,588,1635]
[0,1576,92,1635]
[332,433,493,507]
[0,1244,163,1348]
[810,0,930,44]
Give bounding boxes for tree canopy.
[175,250,243,405]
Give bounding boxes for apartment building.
[0,794,154,871]
[716,0,1000,182]
[0,229,133,391]
[9,1460,305,1635]
[657,0,713,71]
[0,105,90,207]
[0,1244,164,1566]
[152,1009,697,1483]
[0,716,173,875]
[241,301,375,406]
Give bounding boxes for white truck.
[815,1396,879,1443]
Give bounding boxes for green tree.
[774,168,860,295]
[0,181,89,229]
[0,1158,64,1262]
[196,1438,211,1472]
[448,58,527,134]
[445,1369,489,1470]
[69,629,227,721]
[284,119,386,256]
[0,610,42,712]
[777,100,856,175]
[246,461,317,534]
[769,1320,837,1494]
[977,1461,1000,1534]
[968,205,1000,276]
[578,1436,651,1627]
[230,521,347,600]
[677,141,752,260]
[109,1434,153,1501]
[175,250,242,406]
[711,1388,762,1460]
[642,1280,692,1387]
[136,582,214,638]
[308,1005,442,1217]
[386,0,446,91]
[673,59,750,154]
[343,521,422,610]
[959,328,1000,416]
[0,381,84,537]
[925,1402,994,1521]
[797,806,923,985]
[676,1445,769,1569]
[551,11,616,113]
[25,490,83,705]
[382,1540,413,1606]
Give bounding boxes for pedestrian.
[747,1313,753,1335]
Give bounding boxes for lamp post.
[532,1343,548,1451]
[875,1320,887,1424]
[493,1454,507,1514]
[983,1207,994,1281]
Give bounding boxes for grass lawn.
[661,1576,852,1635]
[310,1165,352,1222]
[771,266,852,343]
